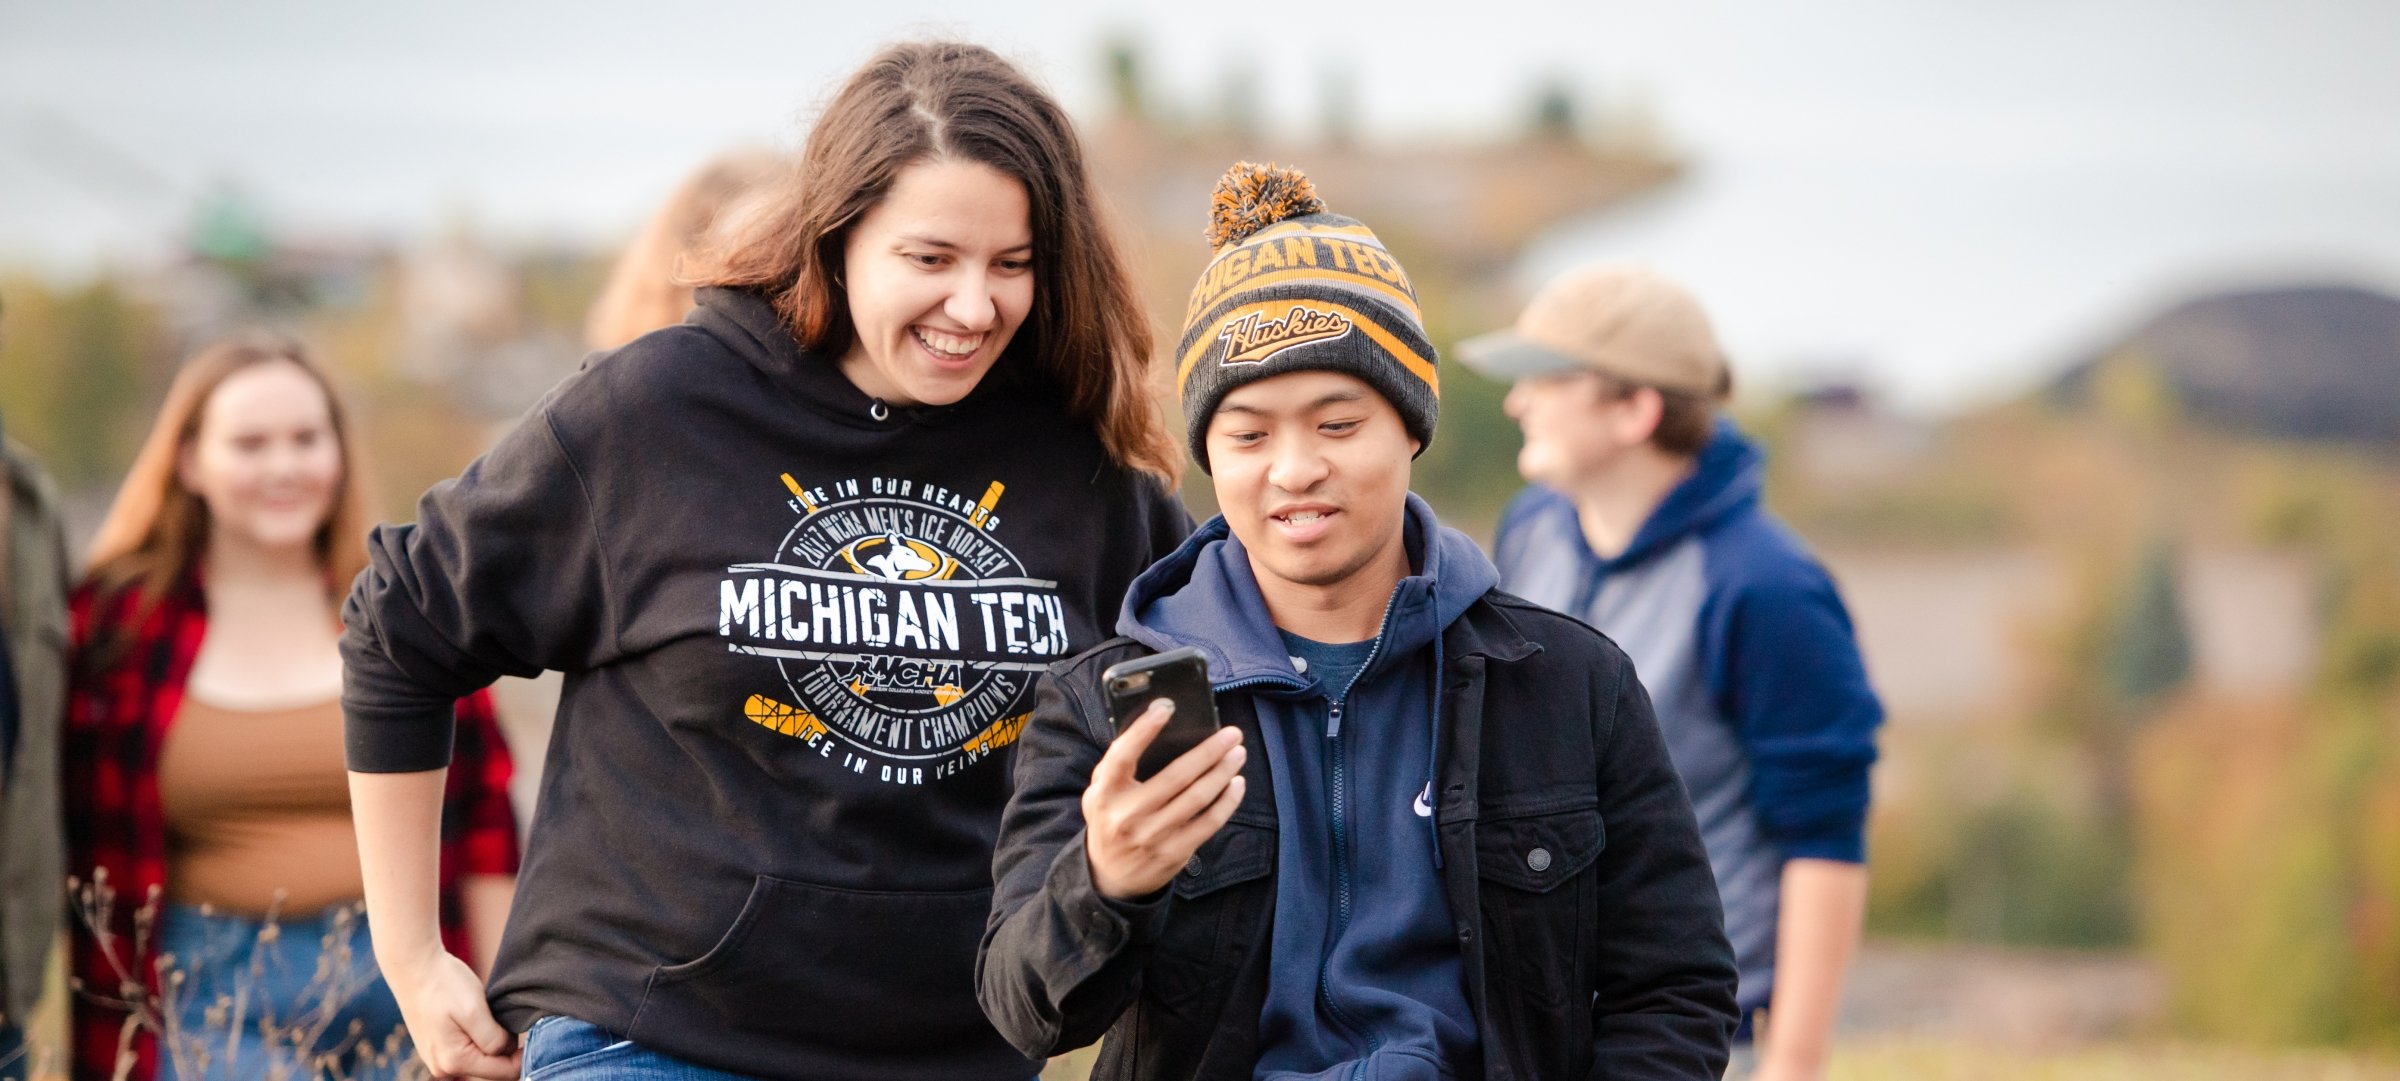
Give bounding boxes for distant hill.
[2049,284,2400,444]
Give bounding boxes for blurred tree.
[2091,348,2180,434]
[0,281,61,455]
[2088,535,2194,886]
[50,279,155,489]
[2108,539,2194,703]
[1953,779,2133,947]
[1412,360,1522,543]
[0,276,160,493]
[191,185,271,265]
[2135,464,2400,1047]
[58,282,148,478]
[1530,76,1579,142]
[1380,232,1522,542]
[1103,34,1147,121]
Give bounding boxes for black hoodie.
[341,287,1191,1081]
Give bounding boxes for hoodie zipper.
[1320,692,1371,1047]
[1314,590,1401,1052]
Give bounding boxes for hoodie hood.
[1119,492,1498,691]
[1609,417,1766,570]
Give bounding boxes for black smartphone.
[1102,646,1223,781]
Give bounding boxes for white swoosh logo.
[1412,783,1435,818]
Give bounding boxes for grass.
[1830,1039,2400,1080]
[52,870,410,1081]
[1039,1040,2400,1080]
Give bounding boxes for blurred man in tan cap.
[1462,265,1884,1081]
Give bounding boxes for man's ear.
[1613,387,1667,447]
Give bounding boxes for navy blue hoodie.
[1120,494,1496,1080]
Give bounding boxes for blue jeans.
[522,1017,759,1081]
[156,903,409,1081]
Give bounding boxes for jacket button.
[1526,847,1552,872]
[1184,855,1203,877]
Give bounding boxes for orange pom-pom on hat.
[1205,162,1326,250]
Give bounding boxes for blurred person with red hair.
[582,150,784,352]
[63,334,520,1081]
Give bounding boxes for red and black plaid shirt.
[63,577,521,1081]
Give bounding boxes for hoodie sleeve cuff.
[343,700,458,773]
[1780,833,1866,865]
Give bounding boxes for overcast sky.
[5,0,2396,408]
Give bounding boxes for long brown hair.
[81,333,375,653]
[585,149,787,350]
[698,40,1181,485]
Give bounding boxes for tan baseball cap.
[1458,264,1732,397]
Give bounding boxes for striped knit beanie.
[1175,162,1439,472]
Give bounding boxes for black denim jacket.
[978,592,1738,1081]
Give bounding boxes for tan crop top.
[157,696,365,917]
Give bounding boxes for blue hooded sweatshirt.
[1491,420,1882,1011]
[1118,493,1497,1081]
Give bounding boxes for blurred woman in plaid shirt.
[63,334,520,1081]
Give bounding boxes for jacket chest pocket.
[1475,807,1606,1004]
[1145,820,1274,1011]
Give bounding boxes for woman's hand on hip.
[381,945,520,1081]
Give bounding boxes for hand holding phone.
[1084,648,1246,900]
[1104,647,1223,780]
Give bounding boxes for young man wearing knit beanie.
[980,166,1737,1080]
[1459,266,1885,1081]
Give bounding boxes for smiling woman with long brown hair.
[340,40,1188,1081]
[63,334,520,1081]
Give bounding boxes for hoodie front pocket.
[627,875,1003,1059]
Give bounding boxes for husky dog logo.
[1218,303,1355,366]
[843,531,953,582]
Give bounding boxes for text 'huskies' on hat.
[1175,162,1439,472]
